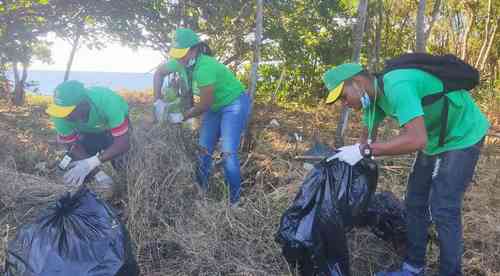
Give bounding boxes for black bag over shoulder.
[376,53,480,146]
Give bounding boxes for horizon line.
[11,69,155,74]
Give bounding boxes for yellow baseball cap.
[168,28,201,59]
[325,81,344,104]
[323,63,363,104]
[46,81,87,118]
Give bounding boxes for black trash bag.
[276,158,378,276]
[361,191,407,253]
[5,187,139,276]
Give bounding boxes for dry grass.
[0,95,499,275]
[125,122,289,275]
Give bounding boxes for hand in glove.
[63,155,101,186]
[153,99,168,121]
[94,170,114,188]
[326,143,363,166]
[168,113,184,124]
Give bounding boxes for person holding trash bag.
[322,55,489,276]
[46,80,130,197]
[153,28,250,207]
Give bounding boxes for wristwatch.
[360,144,373,158]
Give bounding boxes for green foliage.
[0,0,498,107]
[0,0,52,65]
[256,0,353,104]
[105,0,257,66]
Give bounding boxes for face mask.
[360,90,371,109]
[353,82,371,109]
[186,57,196,68]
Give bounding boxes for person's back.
[366,68,488,155]
[51,86,129,136]
[191,54,245,111]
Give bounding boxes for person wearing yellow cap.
[46,80,131,197]
[153,28,249,207]
[322,63,489,276]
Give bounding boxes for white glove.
[168,113,184,124]
[326,143,363,166]
[94,170,114,188]
[63,155,101,186]
[153,99,168,121]
[183,118,195,129]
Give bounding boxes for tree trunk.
[475,0,492,68]
[460,6,475,61]
[13,62,28,106]
[242,0,263,152]
[415,0,427,53]
[335,0,368,148]
[367,12,374,72]
[64,25,83,82]
[374,0,383,72]
[479,21,498,71]
[248,0,263,112]
[351,0,369,62]
[424,0,441,43]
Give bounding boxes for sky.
[30,33,165,73]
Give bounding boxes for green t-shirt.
[363,69,489,155]
[164,55,246,112]
[51,86,129,136]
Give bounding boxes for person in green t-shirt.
[322,63,489,276]
[46,81,131,196]
[153,28,249,207]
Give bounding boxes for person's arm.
[183,85,214,120]
[153,64,171,101]
[99,132,130,162]
[369,116,427,156]
[67,143,90,160]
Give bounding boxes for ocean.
[7,70,154,95]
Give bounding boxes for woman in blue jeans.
[153,28,250,206]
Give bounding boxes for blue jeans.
[405,139,483,276]
[197,93,250,204]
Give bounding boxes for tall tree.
[0,0,53,105]
[474,0,499,72]
[460,1,477,61]
[63,22,83,81]
[335,0,369,147]
[243,0,263,151]
[416,0,441,53]
[248,0,263,111]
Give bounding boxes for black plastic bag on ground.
[276,158,378,276]
[361,191,407,254]
[5,187,139,276]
